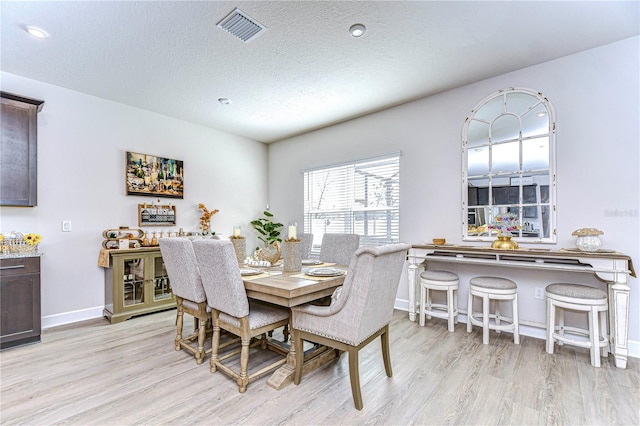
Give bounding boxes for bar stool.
[545,283,608,367]
[467,276,519,344]
[419,270,459,332]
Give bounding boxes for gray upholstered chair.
[319,233,360,265]
[292,243,410,410]
[299,232,314,259]
[158,237,210,364]
[192,239,290,393]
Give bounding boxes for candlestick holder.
[230,236,246,266]
[282,240,301,272]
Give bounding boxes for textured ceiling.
[1,1,638,143]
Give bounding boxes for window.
[303,153,400,253]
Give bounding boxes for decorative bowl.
[432,238,446,245]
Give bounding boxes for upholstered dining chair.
[192,239,290,393]
[158,237,211,364]
[319,233,360,265]
[299,232,314,259]
[292,242,410,410]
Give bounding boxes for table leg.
[408,262,419,322]
[608,280,630,369]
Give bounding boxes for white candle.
[288,223,297,240]
[233,225,241,237]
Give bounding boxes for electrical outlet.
[534,287,545,300]
[61,220,72,232]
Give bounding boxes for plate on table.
[301,259,323,266]
[305,268,344,277]
[240,268,262,276]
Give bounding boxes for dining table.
[241,261,347,390]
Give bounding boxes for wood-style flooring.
[1,309,638,425]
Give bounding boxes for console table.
[407,244,635,369]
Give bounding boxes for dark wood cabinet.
[1,92,44,206]
[0,256,41,349]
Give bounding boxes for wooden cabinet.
[1,92,44,206]
[103,248,175,323]
[0,256,41,349]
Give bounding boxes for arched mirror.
[462,87,556,243]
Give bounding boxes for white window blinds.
[303,153,400,253]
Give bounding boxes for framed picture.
[126,151,184,199]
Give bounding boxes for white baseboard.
[395,298,639,359]
[42,306,104,329]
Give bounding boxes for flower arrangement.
[23,233,42,246]
[198,203,219,235]
[488,212,521,237]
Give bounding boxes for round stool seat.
[545,283,609,367]
[419,270,459,332]
[467,276,519,345]
[420,270,459,282]
[470,276,517,291]
[546,283,607,302]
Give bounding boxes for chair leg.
[546,299,555,354]
[210,318,221,373]
[348,347,363,411]
[589,307,601,368]
[293,332,304,385]
[447,287,455,332]
[600,309,609,356]
[175,308,184,351]
[419,284,426,327]
[512,294,520,344]
[238,338,250,393]
[482,294,490,345]
[453,288,459,325]
[381,325,392,377]
[467,290,473,333]
[196,319,206,364]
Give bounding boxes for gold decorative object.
[255,241,281,265]
[491,235,519,250]
[198,203,219,236]
[432,238,446,245]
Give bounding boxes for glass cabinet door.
[152,255,172,302]
[122,257,145,306]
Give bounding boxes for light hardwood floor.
[1,309,638,425]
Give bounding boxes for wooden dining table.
[241,263,347,390]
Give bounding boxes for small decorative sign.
[138,204,177,227]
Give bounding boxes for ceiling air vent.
[217,8,265,43]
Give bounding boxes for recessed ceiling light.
[349,24,366,38]
[25,25,49,39]
[218,98,231,105]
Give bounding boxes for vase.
[491,235,518,250]
[282,240,301,272]
[575,235,601,252]
[230,237,246,266]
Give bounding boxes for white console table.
[407,244,635,369]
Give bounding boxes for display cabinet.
[1,255,41,349]
[103,248,175,323]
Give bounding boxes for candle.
[288,222,297,240]
[233,225,241,237]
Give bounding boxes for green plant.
[250,210,283,247]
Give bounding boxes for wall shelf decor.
[138,204,176,227]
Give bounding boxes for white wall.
[0,72,269,327]
[267,37,640,355]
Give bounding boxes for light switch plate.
[62,220,72,232]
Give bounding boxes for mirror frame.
[462,87,557,243]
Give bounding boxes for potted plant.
[250,210,283,247]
